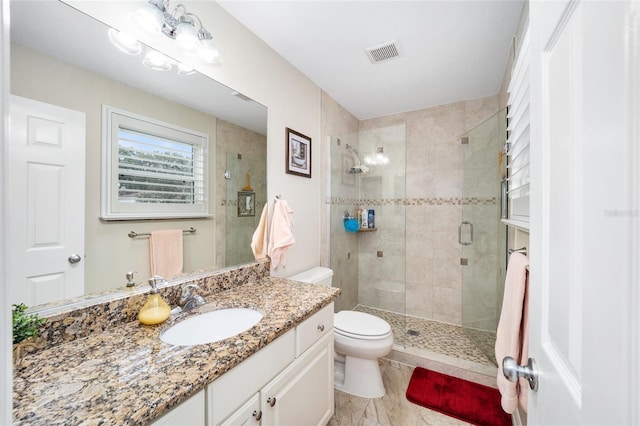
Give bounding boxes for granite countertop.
[13,277,340,425]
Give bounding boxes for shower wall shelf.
[357,228,377,233]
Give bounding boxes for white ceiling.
[218,0,525,120]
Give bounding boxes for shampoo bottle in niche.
[361,207,368,229]
[138,276,171,325]
[368,209,375,228]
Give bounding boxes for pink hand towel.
[495,252,529,414]
[251,203,269,260]
[268,199,295,269]
[149,229,183,279]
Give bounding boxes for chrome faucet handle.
[181,283,199,297]
[149,275,167,285]
[180,284,203,308]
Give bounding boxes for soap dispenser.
[138,276,171,325]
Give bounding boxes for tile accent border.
[327,196,497,206]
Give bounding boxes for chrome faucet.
[179,284,206,312]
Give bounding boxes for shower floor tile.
[354,305,496,368]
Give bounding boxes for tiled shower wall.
[361,96,500,325]
[323,92,501,326]
[215,119,267,268]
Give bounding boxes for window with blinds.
[505,24,530,226]
[101,106,209,220]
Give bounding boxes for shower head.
[348,165,369,174]
[345,144,368,174]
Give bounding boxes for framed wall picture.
[285,127,312,178]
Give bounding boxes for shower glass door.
[329,124,407,349]
[225,152,266,266]
[460,109,507,365]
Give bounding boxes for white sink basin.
[161,308,263,346]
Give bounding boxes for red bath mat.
[406,367,511,426]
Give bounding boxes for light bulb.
[198,38,222,64]
[175,21,199,53]
[177,63,196,75]
[130,2,164,39]
[108,28,143,55]
[143,50,173,71]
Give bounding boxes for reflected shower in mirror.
[8,0,267,310]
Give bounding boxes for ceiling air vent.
[364,40,400,64]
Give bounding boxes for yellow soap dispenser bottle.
[138,277,171,325]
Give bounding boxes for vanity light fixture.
[108,28,143,55]
[108,28,190,74]
[177,63,196,75]
[142,50,173,71]
[131,0,222,64]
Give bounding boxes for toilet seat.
[334,311,392,340]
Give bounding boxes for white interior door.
[528,1,638,424]
[9,95,86,306]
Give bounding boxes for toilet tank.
[288,267,333,286]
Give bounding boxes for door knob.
[502,356,539,391]
[68,254,82,264]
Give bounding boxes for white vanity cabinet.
[151,389,206,426]
[259,332,333,425]
[209,303,334,426]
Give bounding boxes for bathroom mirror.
[8,1,268,310]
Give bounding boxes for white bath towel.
[268,199,295,269]
[149,229,183,279]
[251,203,269,260]
[495,252,529,414]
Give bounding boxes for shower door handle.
[458,221,473,246]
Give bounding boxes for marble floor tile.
[331,361,471,426]
[330,305,500,425]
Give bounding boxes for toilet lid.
[334,311,391,338]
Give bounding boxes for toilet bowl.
[288,267,394,399]
[333,310,393,398]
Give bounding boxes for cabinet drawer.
[295,302,333,357]
[152,389,205,426]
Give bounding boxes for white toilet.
[288,267,394,398]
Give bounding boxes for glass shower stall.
[329,109,507,366]
[460,109,508,365]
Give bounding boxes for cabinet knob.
[317,324,325,332]
[252,410,262,421]
[267,397,277,407]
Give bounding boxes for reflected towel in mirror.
[149,230,183,279]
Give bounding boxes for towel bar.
[128,227,196,238]
[508,246,527,256]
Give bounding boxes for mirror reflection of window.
[102,106,209,220]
